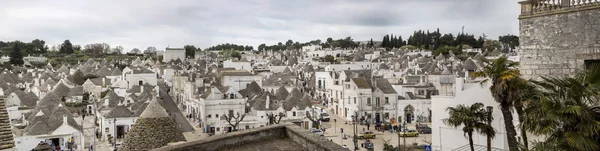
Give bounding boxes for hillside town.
[1,0,600,151]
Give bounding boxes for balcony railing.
[520,0,600,16]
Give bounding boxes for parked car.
[415,123,429,129]
[321,112,330,122]
[311,128,324,136]
[399,129,419,137]
[358,131,376,139]
[418,126,432,134]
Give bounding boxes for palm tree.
[522,64,600,151]
[444,103,495,151]
[471,56,520,151]
[510,78,539,150]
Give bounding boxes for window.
[229,110,234,117]
[385,97,389,104]
[376,98,380,107]
[346,84,350,89]
[230,94,235,99]
[318,80,322,89]
[293,111,297,116]
[216,114,219,118]
[208,114,211,118]
[217,128,220,131]
[138,81,143,85]
[354,97,356,104]
[385,113,389,119]
[367,98,371,105]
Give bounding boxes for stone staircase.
[0,98,15,149]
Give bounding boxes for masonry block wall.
[519,1,600,80]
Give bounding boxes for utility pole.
[403,121,407,151]
[92,96,97,151]
[353,112,358,151]
[114,118,117,149]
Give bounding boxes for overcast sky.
[0,0,521,51]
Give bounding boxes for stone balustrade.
[520,0,600,18]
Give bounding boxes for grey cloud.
[0,0,522,51]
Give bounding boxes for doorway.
[335,105,338,115]
[375,113,381,124]
[49,138,60,148]
[404,105,415,124]
[116,125,125,139]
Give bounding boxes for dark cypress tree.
[382,35,389,48]
[10,42,24,66]
[434,28,441,50]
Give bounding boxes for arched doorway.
[404,105,414,123]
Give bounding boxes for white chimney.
[141,86,144,93]
[63,116,68,125]
[266,95,270,109]
[102,77,106,87]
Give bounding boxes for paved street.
[158,83,195,132]
[321,113,432,151]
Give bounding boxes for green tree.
[521,65,600,151]
[59,40,74,54]
[144,46,157,54]
[9,42,24,66]
[230,51,241,60]
[471,56,521,151]
[258,43,266,51]
[73,70,86,85]
[499,35,519,50]
[321,55,335,63]
[434,45,459,56]
[510,78,539,151]
[184,45,197,59]
[130,48,141,54]
[444,103,496,151]
[482,40,502,53]
[113,46,123,55]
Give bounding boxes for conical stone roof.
[0,97,14,149]
[119,97,186,151]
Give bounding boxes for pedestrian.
[367,123,370,130]
[362,127,365,132]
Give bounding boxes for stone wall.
[519,3,600,80]
[154,124,348,151]
[284,124,346,151]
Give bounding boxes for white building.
[15,103,84,151]
[302,45,322,52]
[324,62,377,71]
[223,60,252,71]
[99,105,138,141]
[431,78,520,151]
[220,71,262,91]
[122,67,158,89]
[162,47,185,62]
